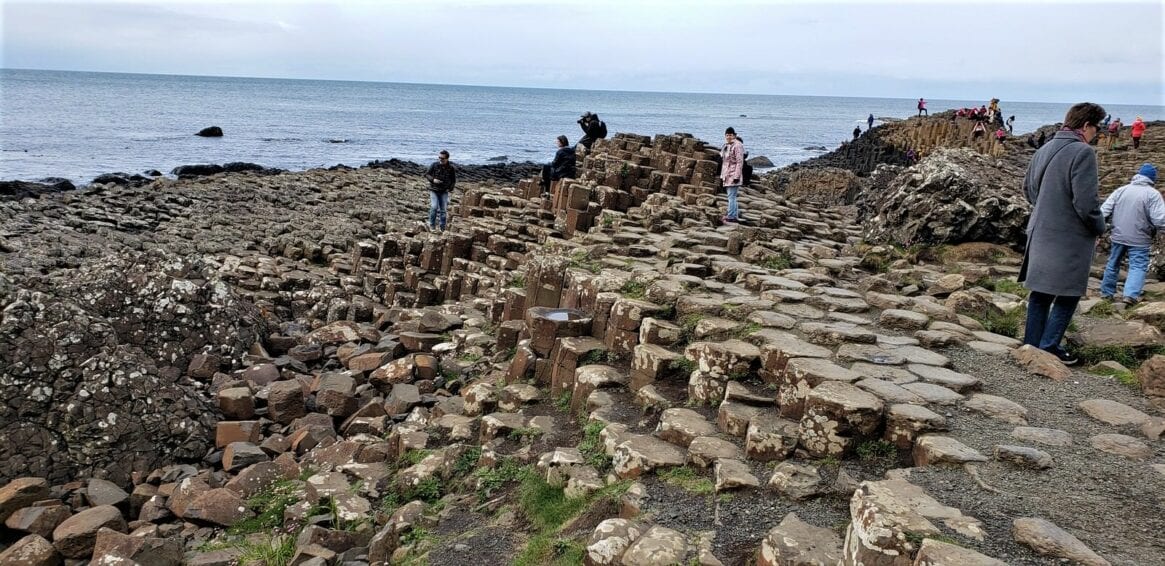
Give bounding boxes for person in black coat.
[424,150,456,231]
[540,135,577,194]
[577,112,608,150]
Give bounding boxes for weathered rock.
[586,518,645,566]
[52,505,128,559]
[714,458,760,490]
[1012,517,1111,566]
[797,381,884,458]
[4,504,71,539]
[620,525,688,566]
[913,435,988,466]
[994,445,1054,469]
[859,147,1030,247]
[268,380,307,424]
[0,478,50,522]
[746,414,799,462]
[912,538,1007,566]
[756,512,843,566]
[1135,354,1165,409]
[688,436,743,468]
[1089,433,1153,460]
[845,479,984,565]
[657,408,719,448]
[612,435,688,479]
[91,527,183,565]
[0,534,60,566]
[1078,399,1151,426]
[181,488,251,527]
[963,394,1027,425]
[1010,345,1071,381]
[223,442,269,472]
[768,461,826,500]
[878,309,930,331]
[1010,426,1071,447]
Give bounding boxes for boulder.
[0,477,50,522]
[859,148,1030,247]
[52,505,127,559]
[91,527,183,565]
[0,534,60,566]
[196,126,223,137]
[1012,517,1110,566]
[757,513,843,566]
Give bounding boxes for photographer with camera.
[577,111,608,151]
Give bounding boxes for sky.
[2,0,1163,105]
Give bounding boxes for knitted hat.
[1139,163,1157,183]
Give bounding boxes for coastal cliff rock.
[858,147,1029,247]
[0,252,264,485]
[760,167,859,205]
[0,179,76,201]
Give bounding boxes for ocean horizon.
[3,68,1162,185]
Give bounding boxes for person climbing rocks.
[577,112,608,151]
[425,150,456,232]
[917,98,927,116]
[853,126,861,140]
[1099,163,1164,305]
[540,135,577,195]
[1131,117,1147,149]
[972,121,987,139]
[867,113,874,130]
[720,127,744,224]
[1018,102,1108,366]
[995,127,1007,143]
[1006,115,1016,134]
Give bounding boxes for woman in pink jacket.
[1131,117,1147,149]
[720,127,744,223]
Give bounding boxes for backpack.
[597,121,608,138]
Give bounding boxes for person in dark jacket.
[577,112,607,150]
[424,150,456,232]
[540,135,577,194]
[1018,102,1107,365]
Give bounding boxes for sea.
[2,68,1162,185]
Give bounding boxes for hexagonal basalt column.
[525,307,592,357]
[798,381,884,458]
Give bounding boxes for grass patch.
[509,426,546,441]
[1090,365,1140,388]
[1087,300,1117,317]
[513,534,587,566]
[567,251,602,274]
[237,534,297,566]
[1073,344,1165,370]
[509,275,526,288]
[400,449,434,467]
[453,447,482,477]
[657,466,714,495]
[856,440,898,462]
[228,480,303,536]
[730,322,762,339]
[976,277,1029,298]
[619,280,647,300]
[578,421,611,473]
[518,472,590,531]
[473,457,525,501]
[555,392,572,413]
[670,357,698,376]
[759,253,792,271]
[458,352,483,363]
[973,306,1024,339]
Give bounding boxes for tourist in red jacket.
[1131,117,1147,149]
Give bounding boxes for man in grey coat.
[1019,102,1107,366]
[1099,163,1163,304]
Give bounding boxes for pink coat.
[720,140,744,185]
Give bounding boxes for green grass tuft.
[855,440,898,461]
[619,280,647,299]
[759,253,792,271]
[236,535,297,566]
[974,306,1024,339]
[578,421,611,473]
[228,480,303,536]
[657,466,714,495]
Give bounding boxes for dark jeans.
[1023,291,1080,350]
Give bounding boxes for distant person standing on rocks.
[425,150,456,232]
[867,113,875,130]
[1018,102,1108,365]
[853,126,861,140]
[917,98,927,116]
[540,135,577,195]
[720,127,744,224]
[1006,115,1016,134]
[1099,163,1163,305]
[1131,117,1147,149]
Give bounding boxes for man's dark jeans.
[1023,290,1080,350]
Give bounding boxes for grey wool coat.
[1018,131,1106,296]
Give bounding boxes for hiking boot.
[1121,296,1141,306]
[1100,294,1114,301]
[1044,346,1080,366]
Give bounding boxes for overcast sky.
[3,0,1162,104]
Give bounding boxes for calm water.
[2,69,1162,184]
